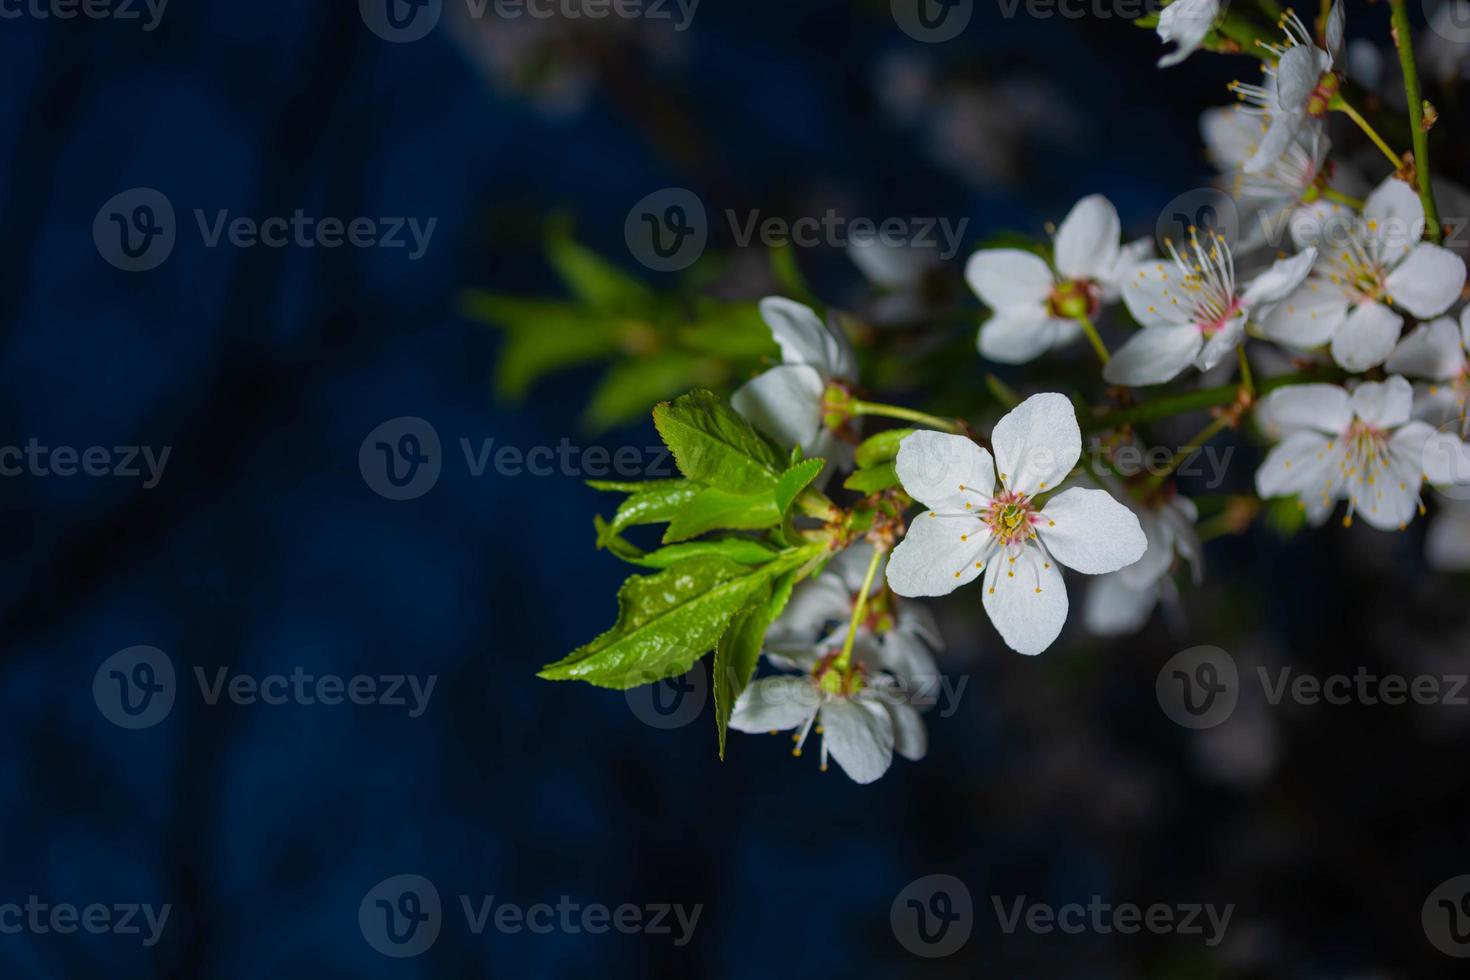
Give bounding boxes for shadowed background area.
[2,0,1469,976]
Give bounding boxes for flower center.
[813,650,865,697]
[982,491,1040,546]
[1047,278,1099,320]
[1305,72,1341,118]
[1329,248,1387,304]
[821,381,861,439]
[1200,298,1243,338]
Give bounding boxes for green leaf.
[538,555,775,689]
[597,481,700,546]
[463,293,622,398]
[854,428,914,470]
[844,462,899,494]
[677,302,778,359]
[664,486,781,543]
[775,458,825,517]
[712,566,801,758]
[652,389,784,495]
[583,353,703,435]
[547,230,657,312]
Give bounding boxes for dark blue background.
[4,1,1468,976]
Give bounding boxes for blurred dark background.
[3,0,1469,976]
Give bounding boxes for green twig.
[1333,97,1406,171]
[1389,0,1443,243]
[833,545,885,675]
[1075,312,1110,366]
[851,400,961,433]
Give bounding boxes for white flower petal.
[884,700,928,762]
[1243,113,1301,175]
[1362,178,1424,267]
[1037,487,1149,574]
[1255,430,1338,500]
[1054,194,1121,280]
[894,430,997,512]
[991,392,1082,496]
[1196,313,1248,371]
[1325,1,1344,60]
[758,296,849,377]
[1255,383,1353,436]
[1258,278,1349,348]
[1103,324,1203,386]
[982,544,1068,656]
[1122,259,1196,328]
[965,249,1054,311]
[885,509,990,597]
[1330,301,1403,372]
[1289,200,1344,251]
[1462,305,1470,351]
[1351,375,1414,428]
[1408,424,1470,487]
[978,309,1063,364]
[1201,106,1261,169]
[880,629,940,697]
[729,676,819,732]
[1083,572,1159,637]
[730,363,825,452]
[1119,506,1178,589]
[765,574,853,653]
[1156,0,1219,67]
[1353,438,1423,530]
[1276,45,1321,109]
[820,698,894,784]
[1385,243,1466,319]
[1242,247,1317,306]
[1386,318,1465,381]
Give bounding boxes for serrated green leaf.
[583,353,704,435]
[854,428,915,470]
[844,462,899,494]
[713,567,800,759]
[653,389,784,494]
[775,458,825,517]
[538,556,774,689]
[664,486,781,543]
[597,481,699,547]
[547,230,657,312]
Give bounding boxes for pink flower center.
[1199,298,1242,338]
[982,490,1040,547]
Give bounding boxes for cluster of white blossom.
[716,2,1470,782]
